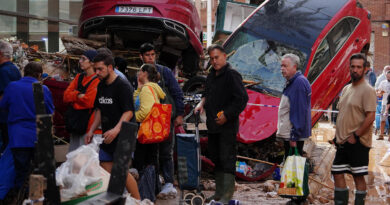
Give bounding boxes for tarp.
[0,146,15,199]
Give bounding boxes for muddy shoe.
[157,183,177,199]
[377,135,384,140]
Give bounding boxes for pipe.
[207,0,212,47]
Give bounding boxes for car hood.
[238,89,280,143]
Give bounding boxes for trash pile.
[236,161,276,179]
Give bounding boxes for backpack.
[65,73,98,134]
[159,68,176,119]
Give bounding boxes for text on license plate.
[115,6,153,14]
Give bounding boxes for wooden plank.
[33,83,61,204]
[107,121,138,195]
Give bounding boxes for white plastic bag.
[56,134,109,200]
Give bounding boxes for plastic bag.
[56,134,109,200]
[278,147,309,198]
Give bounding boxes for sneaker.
[157,183,177,199]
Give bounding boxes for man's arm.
[347,111,375,144]
[103,110,133,144]
[160,66,184,124]
[220,71,248,124]
[289,78,311,141]
[194,97,206,114]
[85,109,101,144]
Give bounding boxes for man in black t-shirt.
[85,53,140,199]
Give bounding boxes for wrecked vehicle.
[186,0,371,145]
[78,0,203,77]
[228,0,371,143]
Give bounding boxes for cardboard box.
[55,144,69,163]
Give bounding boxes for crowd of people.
[0,41,184,202]
[0,36,385,205]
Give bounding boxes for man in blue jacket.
[276,53,311,160]
[139,43,184,197]
[0,62,54,194]
[0,40,21,153]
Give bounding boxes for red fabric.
[63,73,100,133]
[43,79,70,140]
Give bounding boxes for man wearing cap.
[64,49,100,152]
[331,53,376,205]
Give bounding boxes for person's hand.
[137,75,144,88]
[103,127,120,144]
[215,112,227,125]
[194,103,204,114]
[174,115,184,127]
[78,93,85,99]
[85,131,94,144]
[289,141,297,147]
[347,135,356,144]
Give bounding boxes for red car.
[222,0,371,143]
[79,0,203,76]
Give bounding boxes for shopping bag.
[138,86,172,144]
[278,147,309,198]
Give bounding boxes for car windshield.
[226,28,308,96]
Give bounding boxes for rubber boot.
[219,173,235,204]
[334,187,349,205]
[354,190,367,205]
[206,172,224,202]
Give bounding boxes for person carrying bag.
[133,64,168,201]
[278,147,310,200]
[63,50,99,152]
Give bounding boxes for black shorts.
[331,140,370,176]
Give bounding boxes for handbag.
[65,73,98,134]
[277,147,310,199]
[138,86,172,144]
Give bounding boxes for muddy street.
[155,122,390,205]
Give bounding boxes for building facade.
[360,0,390,74]
[0,0,82,52]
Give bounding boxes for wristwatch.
[353,132,359,139]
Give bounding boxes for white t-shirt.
[379,80,390,105]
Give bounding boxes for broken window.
[226,29,307,96]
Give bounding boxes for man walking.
[139,43,184,197]
[276,53,311,160]
[0,40,21,153]
[85,53,140,199]
[195,44,248,204]
[331,53,376,205]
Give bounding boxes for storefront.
[0,0,81,52]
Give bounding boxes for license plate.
[115,6,153,14]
